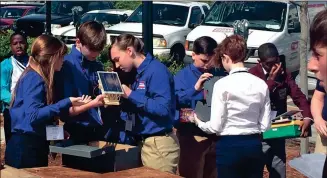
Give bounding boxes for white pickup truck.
[106,1,210,63]
[185,1,326,90]
[52,9,133,47]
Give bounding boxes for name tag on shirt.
[125,113,135,131]
[125,120,133,131]
[46,125,64,141]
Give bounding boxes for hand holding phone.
[194,73,213,91]
[268,63,282,81]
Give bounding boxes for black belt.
[134,128,173,141]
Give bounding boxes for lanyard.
[231,70,248,75]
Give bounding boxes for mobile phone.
[279,55,286,72]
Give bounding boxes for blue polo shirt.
[174,64,227,136]
[56,45,103,126]
[121,53,176,135]
[10,70,72,138]
[316,80,327,121]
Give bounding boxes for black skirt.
[5,133,49,169]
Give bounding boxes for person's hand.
[80,95,92,104]
[314,118,327,137]
[193,113,202,126]
[69,95,92,106]
[98,80,103,90]
[299,118,312,137]
[89,94,105,108]
[194,73,213,91]
[122,84,132,98]
[268,63,282,81]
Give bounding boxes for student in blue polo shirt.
[56,21,108,143]
[110,34,180,174]
[5,35,89,169]
[174,36,225,178]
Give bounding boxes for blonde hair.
[11,35,67,106]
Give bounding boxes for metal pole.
[142,1,153,55]
[299,1,309,155]
[45,1,52,35]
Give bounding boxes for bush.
[97,45,112,70]
[113,1,141,10]
[0,31,183,75]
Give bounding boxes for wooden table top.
[1,166,182,178]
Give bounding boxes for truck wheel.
[170,44,185,64]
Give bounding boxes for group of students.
[1,9,327,178]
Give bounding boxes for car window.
[81,13,122,25]
[126,4,189,26]
[202,6,209,15]
[288,3,300,33]
[0,8,25,19]
[24,8,38,16]
[189,6,202,25]
[37,1,113,15]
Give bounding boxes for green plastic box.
[263,125,301,140]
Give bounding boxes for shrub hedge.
[0,30,184,74]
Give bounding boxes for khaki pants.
[177,133,217,178]
[315,134,327,154]
[140,132,180,174]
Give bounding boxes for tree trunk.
[299,1,309,155]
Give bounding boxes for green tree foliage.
[0,30,35,62]
[0,30,184,74]
[113,1,141,10]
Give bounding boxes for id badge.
[46,125,64,141]
[125,120,133,131]
[125,113,135,131]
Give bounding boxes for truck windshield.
[81,13,123,26]
[37,1,73,15]
[203,1,287,32]
[0,8,25,19]
[125,4,189,26]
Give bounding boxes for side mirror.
[288,21,300,33]
[188,23,197,29]
[121,14,128,21]
[200,14,205,22]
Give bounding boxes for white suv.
[107,2,210,63]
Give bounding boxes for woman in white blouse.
[193,35,272,178]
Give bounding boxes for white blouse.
[197,67,272,135]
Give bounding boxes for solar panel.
[97,71,124,94]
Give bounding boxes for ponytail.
[112,34,144,54]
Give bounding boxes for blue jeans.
[216,134,264,178]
